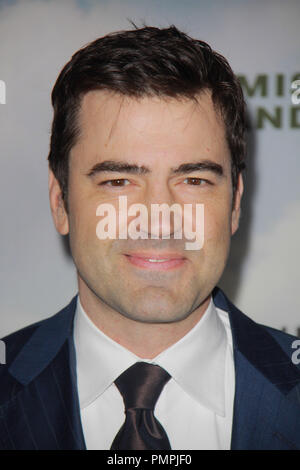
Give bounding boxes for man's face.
[50,90,243,324]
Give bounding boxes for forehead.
[72,89,230,169]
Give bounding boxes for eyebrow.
[87,160,150,176]
[86,159,224,177]
[171,161,224,176]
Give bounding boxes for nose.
[138,179,183,240]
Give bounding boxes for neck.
[78,278,211,359]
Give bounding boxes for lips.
[124,253,186,271]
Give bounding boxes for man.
[1,25,300,451]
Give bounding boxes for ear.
[48,169,69,235]
[231,173,244,235]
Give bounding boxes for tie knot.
[115,362,171,410]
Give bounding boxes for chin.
[119,297,194,324]
[123,310,189,324]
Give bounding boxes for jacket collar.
[8,296,77,385]
[213,287,300,395]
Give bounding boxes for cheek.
[68,197,101,256]
[203,202,232,249]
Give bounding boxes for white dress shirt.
[73,296,235,450]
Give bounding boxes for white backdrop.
[0,0,299,337]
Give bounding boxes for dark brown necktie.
[110,362,172,450]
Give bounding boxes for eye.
[183,177,209,186]
[99,179,130,187]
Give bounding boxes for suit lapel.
[230,350,300,449]
[213,288,300,450]
[0,297,86,450]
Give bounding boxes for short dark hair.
[48,25,246,207]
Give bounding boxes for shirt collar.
[153,299,227,416]
[74,296,228,416]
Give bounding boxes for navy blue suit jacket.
[1,288,300,450]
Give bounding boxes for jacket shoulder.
[1,318,47,368]
[0,297,77,404]
[0,318,51,405]
[262,324,300,365]
[213,287,300,379]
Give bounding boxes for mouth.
[124,253,187,271]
